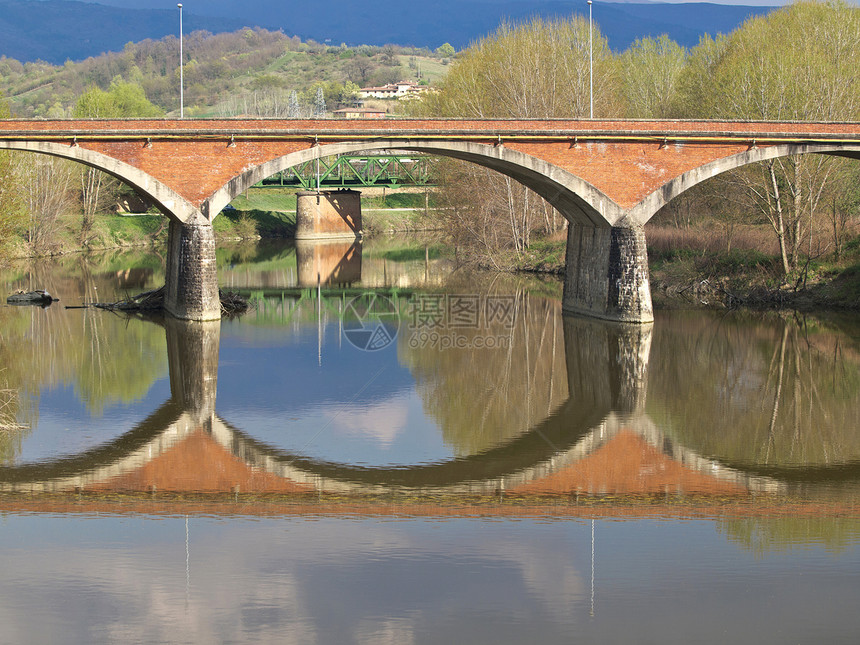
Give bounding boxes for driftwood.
[6,290,57,307]
[218,290,251,315]
[85,286,250,316]
[92,286,166,312]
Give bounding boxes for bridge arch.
[0,140,199,223]
[205,140,621,227]
[0,307,852,496]
[0,399,793,496]
[628,142,860,226]
[207,139,860,229]
[0,400,812,496]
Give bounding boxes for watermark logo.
[341,292,517,352]
[342,293,400,351]
[406,294,516,351]
[408,294,516,330]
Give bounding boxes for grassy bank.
[3,212,168,259]
[224,187,435,236]
[2,187,436,259]
[646,225,860,311]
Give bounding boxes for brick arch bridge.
[1,118,858,322]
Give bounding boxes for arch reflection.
[1,304,860,499]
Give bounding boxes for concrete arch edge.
[0,140,199,224]
[203,139,625,228]
[624,142,860,227]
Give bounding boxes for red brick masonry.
[0,118,857,210]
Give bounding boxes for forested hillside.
[0,29,448,117]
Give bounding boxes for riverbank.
[222,186,435,238]
[503,226,860,313]
[1,187,435,258]
[7,202,860,314]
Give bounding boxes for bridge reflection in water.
[219,238,453,292]
[4,294,860,512]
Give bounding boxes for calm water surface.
[1,238,859,644]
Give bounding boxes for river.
[1,237,859,644]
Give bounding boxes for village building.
[358,80,427,100]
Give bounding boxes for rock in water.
[6,290,57,307]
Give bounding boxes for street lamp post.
[588,0,593,119]
[178,3,184,118]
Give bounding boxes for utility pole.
[178,3,184,118]
[588,0,593,119]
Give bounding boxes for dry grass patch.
[646,224,778,257]
[0,388,26,433]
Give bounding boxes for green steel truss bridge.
[256,153,435,190]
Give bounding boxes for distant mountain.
[5,0,774,63]
[0,1,243,62]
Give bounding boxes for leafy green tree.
[73,85,116,118]
[73,77,163,118]
[434,42,456,58]
[424,17,618,119]
[415,16,621,256]
[620,35,687,118]
[677,2,859,122]
[673,1,860,274]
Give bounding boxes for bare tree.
[79,167,119,245]
[19,154,76,253]
[415,16,620,257]
[674,2,860,274]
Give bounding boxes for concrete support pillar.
[164,318,220,424]
[563,316,653,415]
[563,223,653,324]
[164,218,221,321]
[296,189,362,240]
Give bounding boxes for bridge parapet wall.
[1,119,855,212]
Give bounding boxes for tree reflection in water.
[649,311,860,471]
[2,249,860,556]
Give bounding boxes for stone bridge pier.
[164,218,221,321]
[562,223,653,324]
